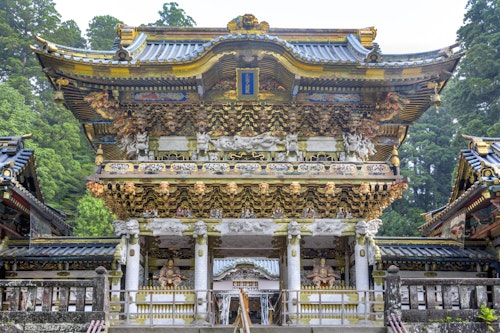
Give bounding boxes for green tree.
[379,207,422,237]
[73,191,115,236]
[86,15,123,50]
[0,1,95,217]
[0,0,60,78]
[53,20,86,48]
[149,2,196,27]
[0,83,37,136]
[0,0,61,99]
[447,0,499,142]
[379,106,457,236]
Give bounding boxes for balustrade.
[0,267,108,332]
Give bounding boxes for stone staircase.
[109,327,387,333]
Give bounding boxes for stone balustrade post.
[92,266,110,315]
[384,265,401,325]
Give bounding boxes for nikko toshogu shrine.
[1,13,500,333]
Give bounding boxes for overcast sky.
[54,0,468,54]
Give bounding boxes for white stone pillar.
[193,220,209,323]
[112,219,140,317]
[125,234,140,316]
[287,221,301,323]
[125,234,141,290]
[355,220,370,314]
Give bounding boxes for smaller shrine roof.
[213,257,280,279]
[0,135,71,236]
[420,136,500,235]
[0,237,123,263]
[376,237,497,263]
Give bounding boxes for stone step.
[110,325,387,333]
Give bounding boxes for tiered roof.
[31,15,463,161]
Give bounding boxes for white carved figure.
[146,219,188,236]
[136,131,149,161]
[193,220,208,238]
[240,207,255,218]
[196,132,210,155]
[228,220,266,233]
[288,220,301,239]
[252,132,284,150]
[286,133,299,156]
[210,132,283,152]
[366,218,383,237]
[275,152,286,161]
[355,220,368,237]
[342,133,376,162]
[315,220,346,235]
[113,219,140,237]
[209,152,219,161]
[119,135,137,160]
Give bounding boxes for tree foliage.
[148,2,196,27]
[448,0,499,140]
[86,15,123,50]
[73,191,115,236]
[54,20,86,48]
[0,0,94,226]
[0,83,37,136]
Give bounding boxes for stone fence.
[0,267,109,333]
[385,265,500,333]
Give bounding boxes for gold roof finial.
[227,14,269,34]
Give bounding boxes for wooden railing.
[0,267,109,332]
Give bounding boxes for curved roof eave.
[31,32,463,73]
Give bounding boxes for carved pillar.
[112,219,140,316]
[384,265,401,326]
[92,267,110,314]
[355,220,370,313]
[367,219,384,320]
[109,268,123,320]
[287,221,301,323]
[193,220,209,323]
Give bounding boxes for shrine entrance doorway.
[213,258,280,325]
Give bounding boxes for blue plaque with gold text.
[236,68,259,100]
